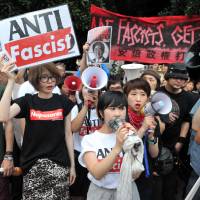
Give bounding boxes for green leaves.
[0,0,110,33]
[159,0,200,16]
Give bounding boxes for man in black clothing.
[154,63,199,200]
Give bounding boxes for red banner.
[90,5,200,64]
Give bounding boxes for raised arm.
[71,91,97,132]
[78,43,89,74]
[0,62,16,122]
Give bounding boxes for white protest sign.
[0,4,80,69]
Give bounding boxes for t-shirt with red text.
[79,130,123,189]
[13,93,74,173]
[71,105,101,152]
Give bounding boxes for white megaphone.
[121,63,145,82]
[81,66,108,91]
[143,92,172,115]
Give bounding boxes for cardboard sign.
[0,4,80,69]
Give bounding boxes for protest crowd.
[0,4,200,200]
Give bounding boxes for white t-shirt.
[17,81,60,98]
[71,105,101,152]
[78,130,123,189]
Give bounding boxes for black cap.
[164,63,189,80]
[185,39,200,81]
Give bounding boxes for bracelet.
[148,137,158,145]
[3,155,13,161]
[177,136,186,144]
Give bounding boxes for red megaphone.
[64,75,82,94]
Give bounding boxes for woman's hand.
[68,166,76,186]
[83,91,98,108]
[142,116,157,131]
[123,122,137,134]
[1,159,14,176]
[0,58,16,81]
[114,125,130,152]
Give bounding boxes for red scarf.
[128,106,144,130]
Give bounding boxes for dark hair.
[93,41,105,52]
[28,62,60,91]
[124,78,151,97]
[97,91,128,120]
[107,79,123,90]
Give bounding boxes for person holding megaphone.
[70,84,101,199]
[78,91,140,200]
[70,66,108,199]
[124,78,165,200]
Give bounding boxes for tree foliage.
[159,0,200,16]
[0,0,199,33]
[0,0,117,33]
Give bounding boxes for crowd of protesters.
[0,41,200,200]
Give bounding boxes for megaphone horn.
[121,63,144,82]
[81,67,108,91]
[64,75,82,94]
[144,92,172,115]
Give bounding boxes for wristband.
[177,136,186,144]
[5,151,13,156]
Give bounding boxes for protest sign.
[0,4,80,69]
[87,26,112,65]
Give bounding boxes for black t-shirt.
[0,85,5,161]
[13,93,74,173]
[159,86,199,150]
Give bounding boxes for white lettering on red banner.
[5,28,72,67]
[30,109,63,120]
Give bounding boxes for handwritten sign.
[90,4,200,64]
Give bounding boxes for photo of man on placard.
[88,41,109,64]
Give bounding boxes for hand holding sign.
[0,55,16,80]
[0,50,17,72]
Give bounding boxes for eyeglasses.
[39,75,56,83]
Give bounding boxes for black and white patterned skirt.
[23,159,70,200]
